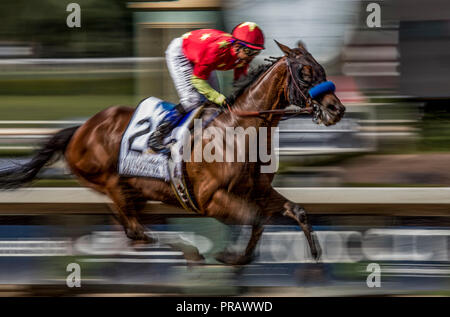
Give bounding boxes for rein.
[225,102,312,118]
[226,58,314,118]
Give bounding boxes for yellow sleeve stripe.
[191,75,226,106]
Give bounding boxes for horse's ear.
[274,40,293,56]
[296,40,307,51]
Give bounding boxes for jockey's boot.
[148,104,186,154]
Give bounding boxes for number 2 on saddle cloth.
[127,101,182,154]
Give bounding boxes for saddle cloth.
[118,96,202,182]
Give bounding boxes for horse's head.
[276,41,345,126]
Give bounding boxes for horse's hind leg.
[283,201,321,261]
[106,180,155,244]
[215,222,266,265]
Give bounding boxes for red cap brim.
[233,38,265,50]
[245,43,265,50]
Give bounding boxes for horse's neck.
[232,59,288,129]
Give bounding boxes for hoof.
[311,234,322,262]
[215,251,254,266]
[166,242,204,264]
[127,229,158,245]
[184,251,205,263]
[312,248,322,262]
[186,255,206,267]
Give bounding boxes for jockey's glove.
[222,98,233,110]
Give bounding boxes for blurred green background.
[0,0,135,121]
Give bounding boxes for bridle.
[226,57,315,119]
[285,58,315,110]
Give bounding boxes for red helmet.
[231,22,265,50]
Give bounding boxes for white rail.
[0,57,163,65]
[1,187,450,205]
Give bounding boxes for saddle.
[118,97,219,213]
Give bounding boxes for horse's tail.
[0,126,80,189]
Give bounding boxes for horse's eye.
[299,66,312,82]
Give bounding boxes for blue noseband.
[308,81,335,99]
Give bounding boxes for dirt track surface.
[340,153,450,185]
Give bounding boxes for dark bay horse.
[0,42,345,265]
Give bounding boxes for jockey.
[148,22,265,153]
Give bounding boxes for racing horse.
[0,42,345,265]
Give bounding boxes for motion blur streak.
[0,0,449,296]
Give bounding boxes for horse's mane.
[227,57,281,104]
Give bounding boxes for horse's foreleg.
[263,188,321,261]
[206,189,263,265]
[283,201,321,261]
[215,222,266,265]
[205,189,259,225]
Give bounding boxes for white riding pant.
[165,37,220,112]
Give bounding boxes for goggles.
[242,46,261,56]
[238,43,261,56]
